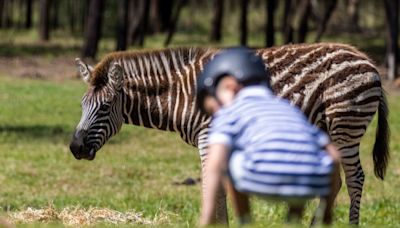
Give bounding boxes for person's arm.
[223,177,251,225]
[322,143,341,224]
[325,143,341,163]
[199,144,229,226]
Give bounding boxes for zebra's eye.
[99,103,110,111]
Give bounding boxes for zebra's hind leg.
[330,126,364,225]
[340,143,364,225]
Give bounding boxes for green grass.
[0,75,399,227]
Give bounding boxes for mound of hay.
[8,205,171,226]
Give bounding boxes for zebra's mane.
[89,42,372,90]
[90,47,217,88]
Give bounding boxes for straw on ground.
[7,205,173,226]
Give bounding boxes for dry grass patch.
[7,205,173,226]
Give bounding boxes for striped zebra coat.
[70,43,389,225]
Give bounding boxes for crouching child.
[197,47,341,226]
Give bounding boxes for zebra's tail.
[372,91,390,180]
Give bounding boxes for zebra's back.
[255,43,381,133]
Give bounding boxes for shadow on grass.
[0,42,80,58]
[0,124,134,144]
[0,124,72,142]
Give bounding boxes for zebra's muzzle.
[69,129,97,160]
[69,142,97,160]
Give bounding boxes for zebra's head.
[70,58,124,160]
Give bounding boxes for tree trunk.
[67,0,75,33]
[265,0,277,47]
[39,0,50,41]
[164,0,186,46]
[0,0,4,28]
[384,0,399,80]
[150,0,161,33]
[25,0,32,28]
[240,0,248,45]
[149,0,174,33]
[128,0,150,47]
[347,0,361,32]
[16,0,24,28]
[116,0,129,51]
[138,0,150,46]
[81,0,105,59]
[158,0,173,31]
[297,0,311,43]
[282,0,294,44]
[315,0,337,42]
[3,0,13,28]
[81,0,90,34]
[210,0,224,42]
[127,0,141,46]
[50,0,59,29]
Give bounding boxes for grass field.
[0,74,399,227]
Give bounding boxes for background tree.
[282,0,294,44]
[150,0,174,33]
[297,0,311,43]
[81,0,90,34]
[265,0,277,47]
[81,0,105,59]
[13,0,24,28]
[210,0,224,42]
[164,0,187,46]
[347,0,361,32]
[2,0,14,28]
[240,0,248,45]
[116,0,129,51]
[314,0,337,42]
[0,0,4,28]
[25,0,33,29]
[127,0,150,47]
[50,0,60,30]
[384,0,399,80]
[66,0,76,33]
[137,0,150,47]
[39,0,50,41]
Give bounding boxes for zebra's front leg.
[199,149,228,224]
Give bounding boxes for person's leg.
[223,177,251,225]
[287,203,305,224]
[322,160,341,224]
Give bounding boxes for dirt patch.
[0,56,79,81]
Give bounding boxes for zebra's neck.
[114,47,216,146]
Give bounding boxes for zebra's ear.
[108,62,123,91]
[75,58,93,84]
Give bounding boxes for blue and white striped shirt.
[208,86,333,197]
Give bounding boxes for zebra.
[69,43,389,225]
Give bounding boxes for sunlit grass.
[0,74,399,227]
[0,3,395,225]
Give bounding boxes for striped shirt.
[207,86,333,197]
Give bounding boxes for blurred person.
[197,47,341,226]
